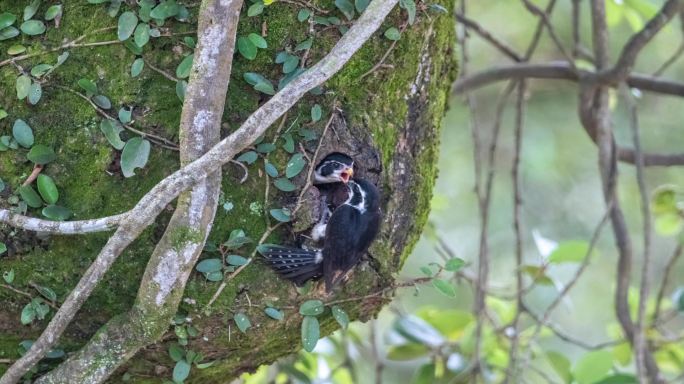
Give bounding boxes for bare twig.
[653,244,683,323]
[454,12,523,62]
[53,85,179,150]
[360,23,408,79]
[21,165,43,187]
[622,83,653,384]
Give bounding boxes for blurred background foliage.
[237,0,684,382]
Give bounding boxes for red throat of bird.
[341,168,353,183]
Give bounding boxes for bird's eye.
[333,163,344,170]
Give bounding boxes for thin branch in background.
[453,12,523,62]
[652,42,684,77]
[653,244,683,323]
[520,0,575,67]
[143,57,179,82]
[504,80,526,384]
[571,0,581,58]
[622,83,654,384]
[519,201,613,370]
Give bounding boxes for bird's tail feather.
[258,244,322,285]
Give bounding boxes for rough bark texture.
[0,1,456,382]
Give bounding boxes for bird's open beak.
[340,168,353,183]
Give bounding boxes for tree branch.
[0,210,125,234]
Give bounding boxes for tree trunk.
[0,1,456,382]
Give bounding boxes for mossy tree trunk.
[0,1,456,382]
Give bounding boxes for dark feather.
[258,245,322,285]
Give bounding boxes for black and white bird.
[259,154,381,292]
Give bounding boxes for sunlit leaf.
[573,350,613,384]
[117,11,138,41]
[37,174,58,204]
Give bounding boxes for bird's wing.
[322,205,361,291]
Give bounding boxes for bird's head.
[314,152,354,184]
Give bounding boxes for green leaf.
[243,72,268,86]
[546,350,572,384]
[117,11,138,41]
[652,185,678,214]
[297,9,311,22]
[36,174,58,204]
[100,119,126,150]
[21,303,36,325]
[18,185,42,208]
[400,0,416,25]
[285,153,306,178]
[295,37,312,51]
[119,108,132,124]
[226,255,248,266]
[444,257,466,272]
[78,78,98,95]
[93,95,112,109]
[134,23,150,47]
[183,36,196,48]
[13,119,34,148]
[274,178,296,192]
[247,33,267,49]
[196,258,222,273]
[310,104,322,122]
[20,20,45,35]
[176,80,187,101]
[2,268,13,283]
[0,13,16,30]
[269,208,291,223]
[594,374,638,384]
[225,229,252,250]
[28,82,42,105]
[521,265,555,285]
[247,3,264,16]
[355,0,370,12]
[413,363,435,384]
[548,241,591,263]
[264,307,284,320]
[387,343,429,361]
[169,344,184,362]
[172,360,191,383]
[23,0,40,21]
[8,44,26,55]
[42,205,72,221]
[44,5,62,21]
[237,36,257,60]
[573,350,613,384]
[176,54,193,79]
[16,75,31,100]
[432,279,457,297]
[256,143,276,153]
[204,271,222,282]
[236,151,258,164]
[0,26,19,41]
[655,213,683,236]
[282,133,295,153]
[120,137,151,178]
[234,313,251,333]
[331,306,349,329]
[124,40,142,55]
[299,300,325,316]
[27,144,56,165]
[384,27,401,41]
[34,285,57,302]
[254,80,275,95]
[30,63,53,78]
[394,316,445,347]
[282,55,299,74]
[264,161,278,177]
[301,316,320,352]
[150,1,180,20]
[335,0,355,20]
